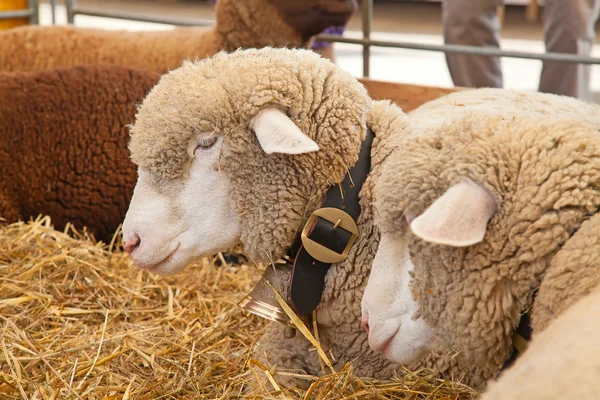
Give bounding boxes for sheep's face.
[361,232,435,365]
[123,108,322,275]
[365,114,600,370]
[271,0,357,39]
[122,132,241,275]
[123,49,368,272]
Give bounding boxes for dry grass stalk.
[0,216,479,399]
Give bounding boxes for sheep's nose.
[124,233,141,254]
[361,313,370,334]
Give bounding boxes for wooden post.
[498,5,505,27]
[526,0,540,22]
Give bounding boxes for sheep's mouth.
[370,324,401,354]
[138,243,181,273]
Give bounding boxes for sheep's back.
[0,65,160,240]
[0,25,215,74]
[408,88,600,132]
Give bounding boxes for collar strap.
[499,311,532,373]
[285,128,375,316]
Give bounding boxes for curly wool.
[0,65,159,240]
[0,0,309,74]
[129,48,369,263]
[374,88,600,379]
[129,48,421,384]
[253,100,488,389]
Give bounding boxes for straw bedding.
[0,217,479,399]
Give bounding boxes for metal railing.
[65,0,212,27]
[46,0,600,77]
[0,0,39,24]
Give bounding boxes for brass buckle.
[301,207,359,263]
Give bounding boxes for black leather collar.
[285,128,375,316]
[499,311,533,373]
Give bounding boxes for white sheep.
[361,88,600,384]
[0,0,355,74]
[119,47,477,388]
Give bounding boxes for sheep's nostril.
[123,233,141,255]
[361,313,370,334]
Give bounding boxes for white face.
[361,233,435,364]
[122,132,241,275]
[363,180,497,363]
[122,108,320,275]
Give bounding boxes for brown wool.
[0,0,342,74]
[0,65,160,242]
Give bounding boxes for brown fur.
[374,88,600,379]
[0,0,354,74]
[0,65,160,240]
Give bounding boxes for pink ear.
[249,108,319,155]
[410,180,497,247]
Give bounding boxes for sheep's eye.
[194,136,218,154]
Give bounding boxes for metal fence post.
[361,0,372,77]
[29,0,39,24]
[50,0,56,24]
[66,0,75,24]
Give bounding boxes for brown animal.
[0,65,159,240]
[0,0,355,74]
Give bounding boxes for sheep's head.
[270,0,357,40]
[122,48,369,275]
[363,114,600,374]
[215,0,356,50]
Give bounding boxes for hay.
[0,217,479,399]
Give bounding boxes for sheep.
[119,47,481,388]
[480,287,600,400]
[0,0,356,74]
[0,65,160,241]
[361,87,600,383]
[0,71,457,245]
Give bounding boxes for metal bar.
[314,34,600,65]
[50,0,56,24]
[361,0,372,77]
[29,0,39,25]
[68,5,214,27]
[66,0,74,24]
[0,9,33,20]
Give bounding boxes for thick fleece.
[254,100,483,387]
[0,65,159,240]
[128,47,485,385]
[374,88,600,379]
[481,285,600,400]
[129,48,369,261]
[0,0,354,74]
[128,47,407,383]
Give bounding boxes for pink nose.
[123,233,141,255]
[361,313,370,334]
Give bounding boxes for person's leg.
[539,0,600,99]
[443,0,504,88]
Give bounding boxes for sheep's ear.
[250,108,319,155]
[410,181,497,247]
